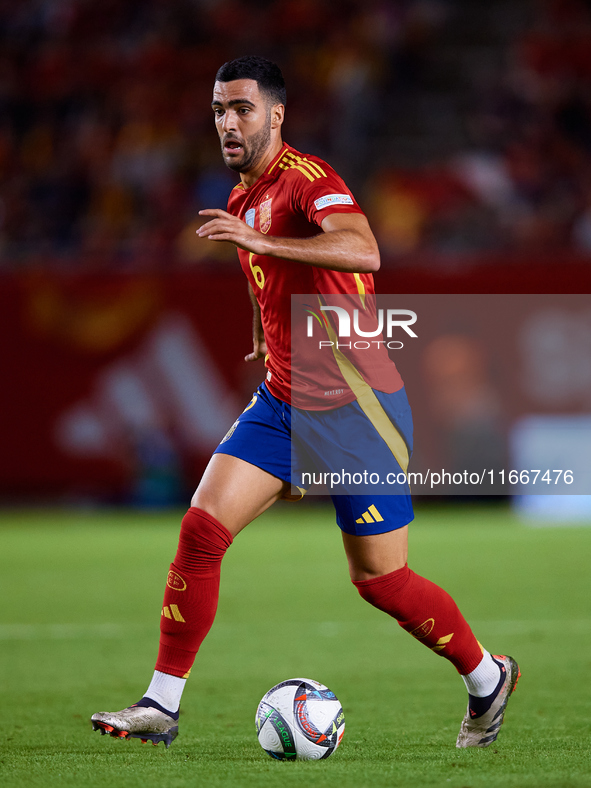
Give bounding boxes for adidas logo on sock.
[355,505,384,524]
[161,604,185,622]
[431,632,454,652]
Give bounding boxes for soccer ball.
[255,677,345,761]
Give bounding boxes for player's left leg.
[342,526,520,747]
[298,385,520,748]
[342,526,487,675]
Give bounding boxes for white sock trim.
[461,650,501,698]
[145,670,186,713]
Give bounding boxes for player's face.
[212,79,274,173]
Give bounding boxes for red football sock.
[353,564,482,674]
[155,507,233,678]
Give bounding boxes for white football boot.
[91,698,179,748]
[456,655,520,748]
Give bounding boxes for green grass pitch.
[1,503,590,788]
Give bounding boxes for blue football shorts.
[213,382,414,536]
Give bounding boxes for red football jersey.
[227,142,403,409]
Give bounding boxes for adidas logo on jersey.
[355,504,384,524]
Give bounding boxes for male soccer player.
[91,56,519,750]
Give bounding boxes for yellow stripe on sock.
[432,632,454,652]
[170,604,186,623]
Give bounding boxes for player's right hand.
[198,209,271,255]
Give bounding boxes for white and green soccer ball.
[255,678,345,761]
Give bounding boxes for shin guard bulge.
[156,508,233,678]
[353,564,482,674]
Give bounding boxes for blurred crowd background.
[2,0,590,510]
[2,0,591,268]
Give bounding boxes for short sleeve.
[292,157,365,227]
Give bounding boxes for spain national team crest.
[259,198,272,234]
[410,618,435,639]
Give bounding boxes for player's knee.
[190,486,211,511]
[190,487,231,528]
[352,564,411,612]
[175,507,233,573]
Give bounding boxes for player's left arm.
[197,209,379,273]
[245,282,267,362]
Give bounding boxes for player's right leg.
[92,384,294,747]
[91,454,289,747]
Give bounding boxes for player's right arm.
[244,283,267,362]
[197,209,379,273]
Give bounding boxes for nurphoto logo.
[305,305,418,350]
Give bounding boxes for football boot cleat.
[91,698,179,748]
[456,654,520,748]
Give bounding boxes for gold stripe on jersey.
[353,273,366,309]
[267,147,290,174]
[284,151,327,179]
[272,150,329,182]
[262,147,331,182]
[296,156,327,179]
[277,159,315,182]
[320,298,410,474]
[290,163,314,181]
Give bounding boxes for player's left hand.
[245,337,267,363]
[197,209,270,255]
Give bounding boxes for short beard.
[223,110,272,173]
